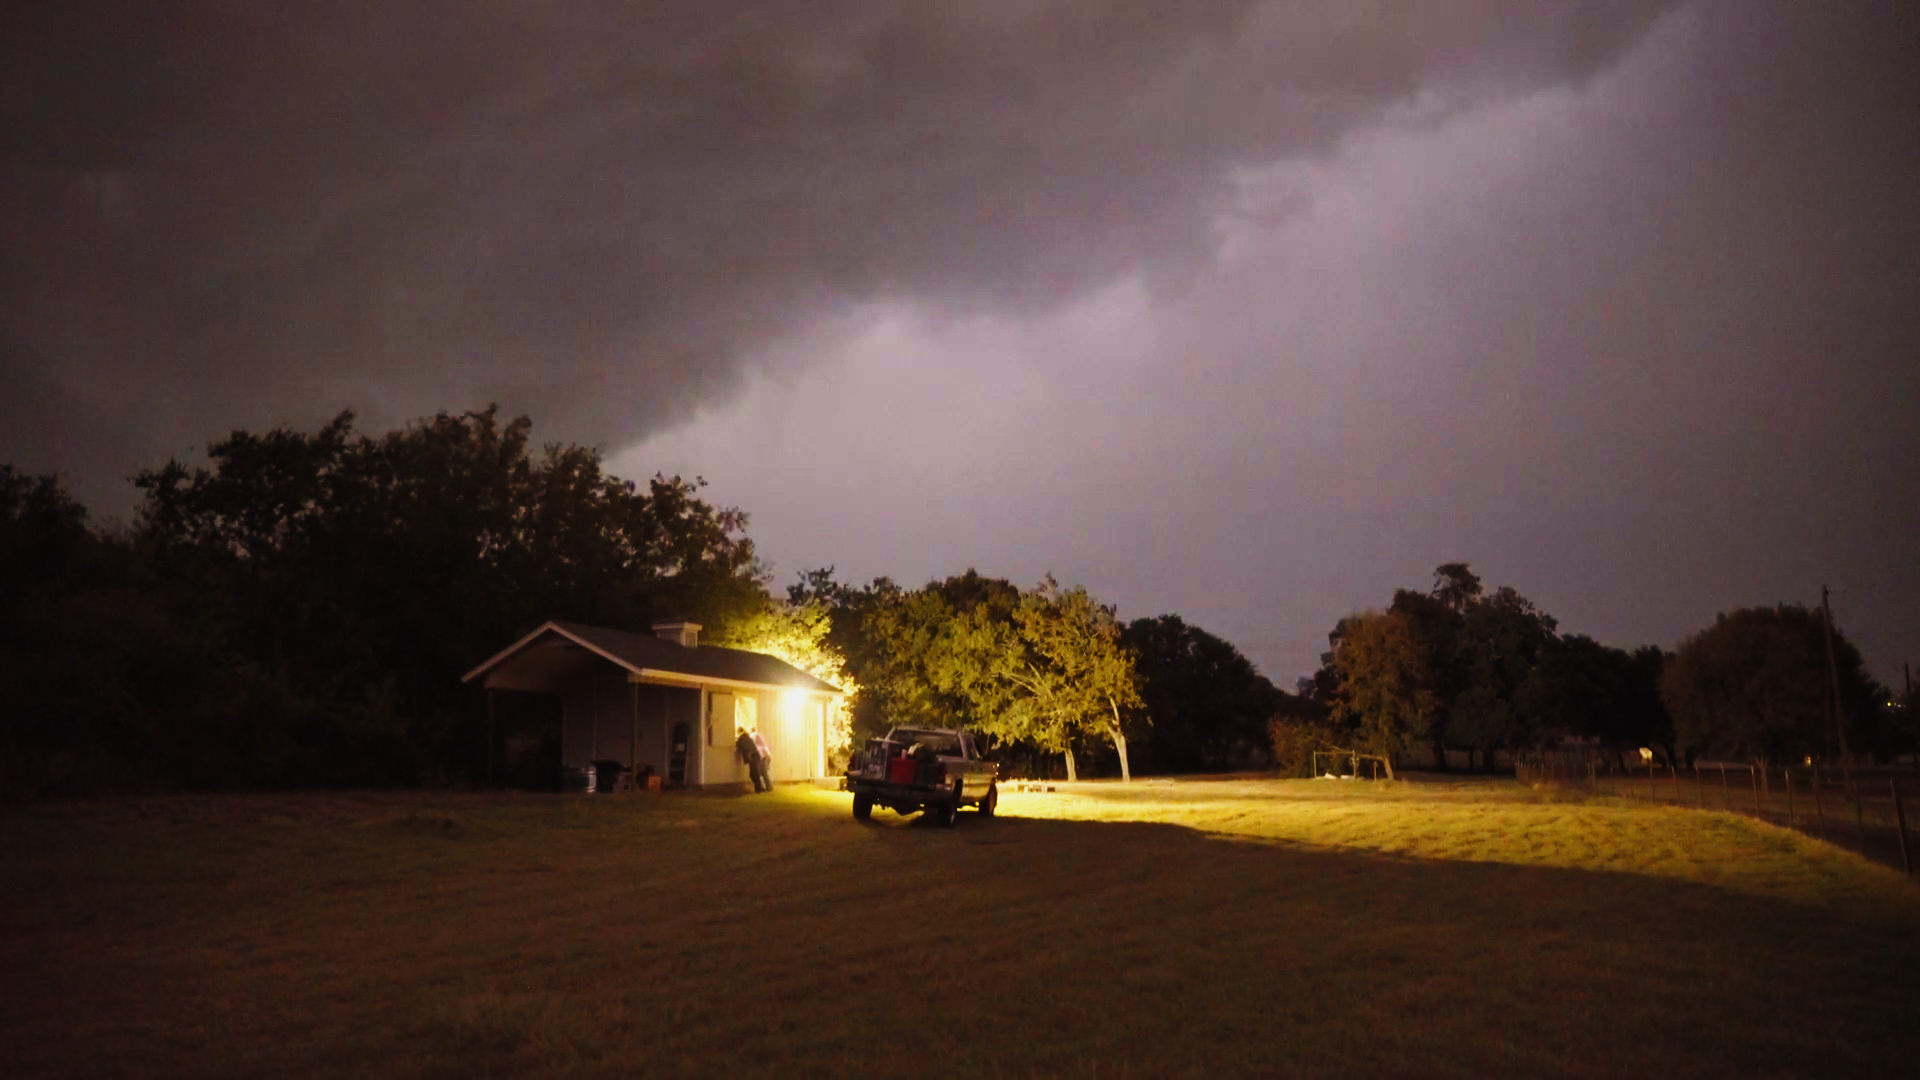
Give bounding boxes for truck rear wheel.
[978,783,997,817]
[852,793,873,821]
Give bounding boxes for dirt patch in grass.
[2,781,1915,1077]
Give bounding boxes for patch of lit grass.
[2,781,1915,1078]
[977,777,1911,912]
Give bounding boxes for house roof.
[462,619,843,695]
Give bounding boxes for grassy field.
[3,776,1916,1078]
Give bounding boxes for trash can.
[592,760,626,793]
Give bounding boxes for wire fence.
[1516,754,1917,878]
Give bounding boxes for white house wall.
[564,676,832,787]
[768,692,824,783]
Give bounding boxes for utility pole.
[1821,586,1855,794]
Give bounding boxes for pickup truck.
[846,727,999,826]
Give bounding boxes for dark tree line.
[1279,563,1906,775]
[1662,605,1895,769]
[0,408,764,799]
[2,407,1299,799]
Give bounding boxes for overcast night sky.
[3,2,1916,686]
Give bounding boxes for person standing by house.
[751,727,774,793]
[734,727,767,792]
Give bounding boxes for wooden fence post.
[1750,765,1761,818]
[1720,762,1729,809]
[1648,756,1656,801]
[1785,767,1795,829]
[1695,764,1704,808]
[1893,780,1912,877]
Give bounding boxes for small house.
[463,620,843,788]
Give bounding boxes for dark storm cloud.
[621,0,1920,681]
[2,1,1673,507]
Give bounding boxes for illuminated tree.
[1323,610,1439,777]
[985,578,1143,781]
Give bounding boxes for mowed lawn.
[3,778,1917,1078]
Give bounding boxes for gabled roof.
[462,620,843,695]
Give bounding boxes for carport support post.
[1854,784,1868,853]
[1893,780,1912,876]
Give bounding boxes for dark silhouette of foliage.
[1,409,767,797]
[1661,605,1874,767]
[1529,636,1675,765]
[1122,614,1284,773]
[1307,563,1679,773]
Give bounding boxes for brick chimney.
[651,620,701,648]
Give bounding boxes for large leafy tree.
[793,569,1021,744]
[1383,586,1462,769]
[993,579,1143,781]
[1446,584,1559,764]
[1311,563,1565,772]
[1531,636,1674,765]
[132,406,766,783]
[0,466,94,604]
[1321,610,1440,777]
[1123,614,1283,773]
[1661,605,1873,767]
[797,570,1145,780]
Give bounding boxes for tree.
[1309,563,1565,773]
[792,571,1148,780]
[0,466,93,605]
[1528,636,1674,766]
[1661,605,1873,767]
[1383,588,1461,769]
[132,406,767,784]
[993,579,1143,781]
[1446,585,1559,766]
[792,570,1020,745]
[1322,610,1440,778]
[1123,614,1283,773]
